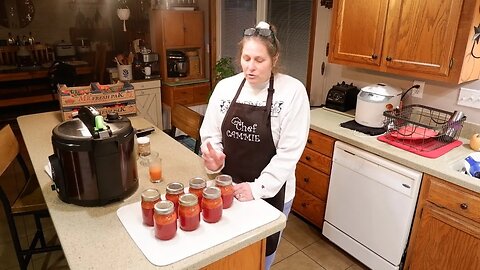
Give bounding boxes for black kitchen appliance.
[49,107,138,206]
[325,81,360,112]
[167,50,188,77]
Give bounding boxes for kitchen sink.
[450,153,480,179]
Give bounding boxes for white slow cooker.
[354,83,402,128]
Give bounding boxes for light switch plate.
[457,87,480,109]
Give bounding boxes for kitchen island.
[17,111,286,269]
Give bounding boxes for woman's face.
[241,38,275,85]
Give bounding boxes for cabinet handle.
[321,62,326,75]
[303,177,309,183]
[305,156,311,161]
[460,203,468,210]
[301,202,307,208]
[371,54,378,59]
[386,56,392,61]
[307,139,312,144]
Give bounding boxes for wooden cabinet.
[132,80,163,129]
[201,239,265,270]
[292,130,335,228]
[161,81,210,108]
[405,174,480,269]
[150,10,206,82]
[329,0,480,84]
[161,11,204,47]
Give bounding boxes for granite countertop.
[17,112,286,269]
[310,108,480,193]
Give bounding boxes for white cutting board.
[117,198,281,266]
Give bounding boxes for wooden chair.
[0,46,18,65]
[30,44,52,65]
[0,125,62,270]
[169,104,204,154]
[93,43,107,84]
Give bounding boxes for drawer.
[426,176,480,223]
[292,188,326,228]
[173,87,194,104]
[306,130,335,157]
[299,148,332,175]
[295,162,329,201]
[193,83,210,104]
[131,80,160,90]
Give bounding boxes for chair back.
[0,46,18,65]
[0,125,19,177]
[30,44,52,65]
[94,43,107,84]
[170,104,204,153]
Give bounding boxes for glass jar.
[141,188,160,226]
[178,193,200,231]
[137,136,151,157]
[154,201,177,240]
[165,182,185,213]
[202,187,223,223]
[188,177,206,209]
[215,174,234,209]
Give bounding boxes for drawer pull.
[305,156,311,161]
[301,202,307,208]
[303,177,309,183]
[460,203,468,210]
[307,139,312,144]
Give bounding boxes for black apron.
[221,76,285,256]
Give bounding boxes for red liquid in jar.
[154,214,177,240]
[216,185,234,209]
[202,203,222,223]
[179,205,200,231]
[141,199,159,226]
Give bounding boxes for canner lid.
[360,83,401,97]
[52,117,132,142]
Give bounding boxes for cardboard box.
[58,82,136,120]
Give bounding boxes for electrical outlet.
[457,87,480,109]
[412,80,425,98]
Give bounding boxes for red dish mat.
[377,135,463,158]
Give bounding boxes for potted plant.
[214,57,235,86]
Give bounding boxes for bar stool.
[169,104,204,154]
[0,124,62,270]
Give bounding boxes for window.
[219,0,313,84]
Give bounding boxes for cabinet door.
[407,204,480,270]
[135,86,163,129]
[163,12,185,47]
[184,12,204,46]
[329,0,388,67]
[383,0,463,76]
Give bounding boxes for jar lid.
[203,186,221,199]
[166,182,185,194]
[215,174,232,186]
[137,136,150,144]
[154,201,174,215]
[179,193,198,206]
[189,177,206,189]
[141,188,160,201]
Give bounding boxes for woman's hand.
[233,182,253,201]
[201,141,226,172]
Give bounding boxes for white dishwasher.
[323,141,422,270]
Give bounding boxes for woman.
[200,21,310,269]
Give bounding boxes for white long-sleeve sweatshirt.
[200,73,310,203]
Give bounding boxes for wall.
[310,7,480,125]
[0,0,113,45]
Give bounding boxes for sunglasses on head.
[243,27,274,38]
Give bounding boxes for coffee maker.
[167,50,188,77]
[133,50,159,80]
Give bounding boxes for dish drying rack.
[382,104,466,153]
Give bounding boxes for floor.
[0,125,368,270]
